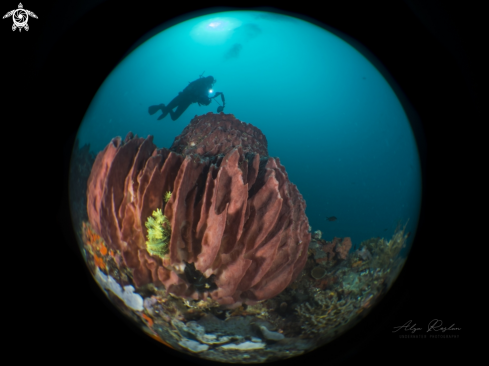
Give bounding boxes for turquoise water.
[76,10,421,250]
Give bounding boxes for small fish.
[326,216,337,222]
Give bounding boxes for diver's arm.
[197,96,212,106]
[211,92,225,107]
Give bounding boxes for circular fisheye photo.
[69,9,422,364]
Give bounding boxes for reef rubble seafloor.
[78,218,409,363]
[71,113,410,363]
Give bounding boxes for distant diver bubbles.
[191,16,242,45]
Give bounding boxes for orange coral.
[352,260,362,268]
[141,313,154,328]
[93,254,105,270]
[147,332,174,349]
[82,221,103,247]
[83,222,110,259]
[98,243,107,256]
[89,232,100,245]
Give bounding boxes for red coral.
[315,241,335,263]
[333,237,352,260]
[322,242,336,258]
[87,113,310,306]
[314,237,352,263]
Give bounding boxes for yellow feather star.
[145,208,171,258]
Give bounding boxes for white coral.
[94,268,143,311]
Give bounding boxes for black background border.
[4,0,478,364]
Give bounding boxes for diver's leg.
[169,99,192,121]
[157,105,169,120]
[158,94,182,120]
[166,94,181,110]
[148,103,165,115]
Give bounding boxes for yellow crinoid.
[145,208,171,258]
[163,191,172,203]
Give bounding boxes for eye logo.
[3,3,38,32]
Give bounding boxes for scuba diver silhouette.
[148,75,226,121]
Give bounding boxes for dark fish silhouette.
[326,216,337,222]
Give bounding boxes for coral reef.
[355,221,409,270]
[82,222,108,270]
[77,111,412,362]
[86,113,310,306]
[79,209,409,361]
[356,246,372,261]
[258,325,285,341]
[308,236,352,267]
[310,266,326,280]
[293,223,410,339]
[95,267,144,311]
[334,237,352,260]
[296,291,355,337]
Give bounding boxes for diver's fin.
[157,104,168,120]
[148,104,163,115]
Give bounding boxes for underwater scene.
[69,10,422,364]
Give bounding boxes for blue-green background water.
[76,10,421,250]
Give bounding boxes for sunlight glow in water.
[191,16,242,45]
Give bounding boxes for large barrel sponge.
[87,112,311,306]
